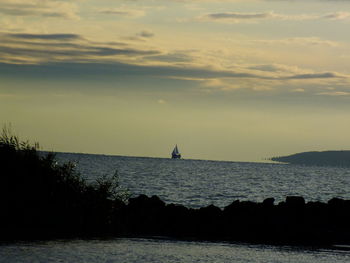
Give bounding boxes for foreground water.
[56,153,350,208]
[1,238,350,263]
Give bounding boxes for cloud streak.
[285,72,345,80]
[0,33,160,64]
[199,11,350,23]
[255,37,340,47]
[0,0,79,19]
[98,8,145,17]
[9,33,82,41]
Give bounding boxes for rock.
[285,196,305,208]
[223,200,240,214]
[328,197,345,207]
[198,204,222,218]
[263,198,275,207]
[128,194,165,210]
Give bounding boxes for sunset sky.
[2,0,350,162]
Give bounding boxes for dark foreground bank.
[1,129,349,246]
[2,191,350,246]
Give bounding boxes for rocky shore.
[3,192,350,246]
[111,195,350,246]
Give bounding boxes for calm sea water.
[1,238,350,263]
[3,153,350,262]
[56,153,350,208]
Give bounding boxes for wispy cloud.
[318,91,350,96]
[285,72,346,80]
[248,64,309,74]
[291,88,305,93]
[8,33,82,41]
[0,0,79,20]
[322,12,350,20]
[137,30,154,38]
[205,12,274,20]
[199,11,313,23]
[199,11,350,23]
[0,32,160,64]
[255,37,340,47]
[98,8,145,17]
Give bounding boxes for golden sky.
[2,0,350,161]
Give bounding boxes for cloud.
[255,37,340,47]
[98,8,145,17]
[322,12,350,20]
[205,12,274,20]
[199,11,315,23]
[137,30,154,38]
[318,91,350,96]
[1,58,349,97]
[239,63,345,80]
[0,32,160,64]
[285,72,345,79]
[248,64,304,73]
[0,0,79,20]
[199,11,350,23]
[1,31,345,83]
[8,33,82,41]
[291,88,305,93]
[147,52,194,63]
[1,31,349,97]
[126,30,155,41]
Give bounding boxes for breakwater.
[2,193,350,245]
[112,195,350,245]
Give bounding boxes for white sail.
[171,145,181,158]
[172,145,179,155]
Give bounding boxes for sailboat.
[171,145,181,159]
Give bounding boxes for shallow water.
[56,153,350,208]
[1,238,350,263]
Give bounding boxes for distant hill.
[270,150,350,167]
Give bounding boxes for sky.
[2,0,350,162]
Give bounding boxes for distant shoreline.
[271,150,350,167]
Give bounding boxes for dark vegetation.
[1,126,350,246]
[271,150,350,167]
[0,125,128,240]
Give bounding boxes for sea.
[1,152,350,263]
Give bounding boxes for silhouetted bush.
[0,125,128,240]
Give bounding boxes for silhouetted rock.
[328,197,346,208]
[223,200,240,214]
[286,196,305,208]
[263,197,275,207]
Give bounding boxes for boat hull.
[172,154,181,159]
